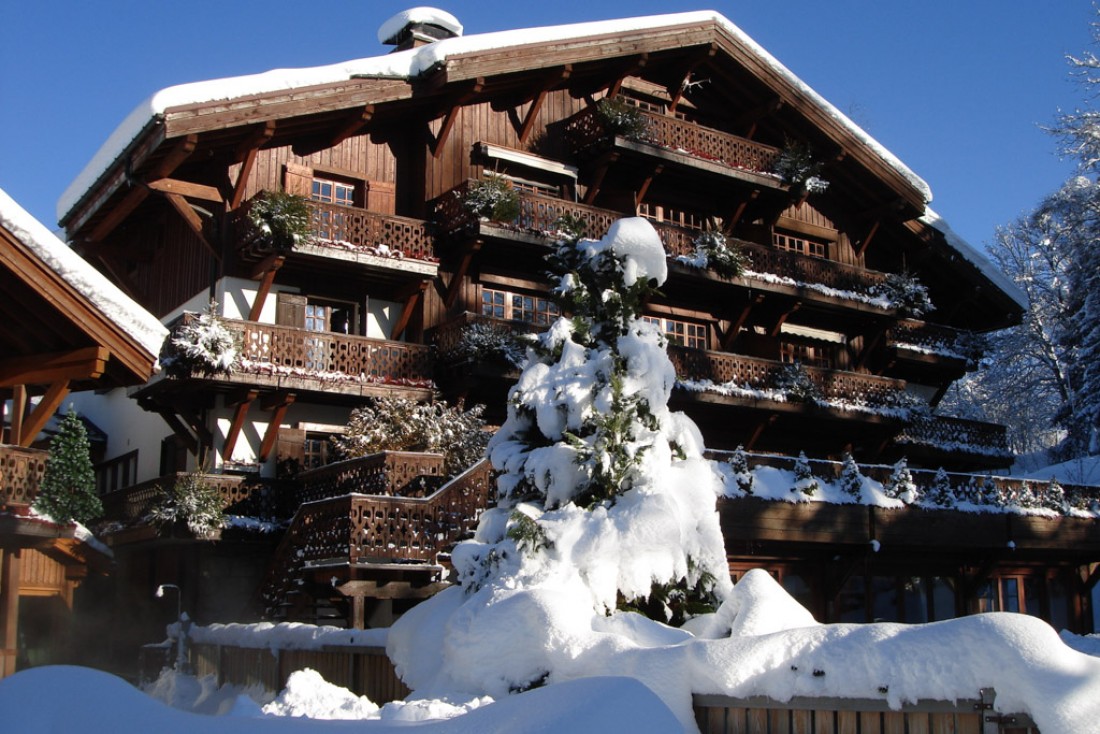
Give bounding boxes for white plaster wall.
[67,386,180,483]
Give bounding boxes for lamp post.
[154,583,189,672]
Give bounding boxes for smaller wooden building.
[0,187,165,677]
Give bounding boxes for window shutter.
[276,292,307,327]
[364,180,396,215]
[284,163,313,197]
[275,428,306,474]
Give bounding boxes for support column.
[0,548,22,678]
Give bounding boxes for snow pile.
[262,669,378,719]
[0,186,167,359]
[185,621,389,651]
[377,7,463,45]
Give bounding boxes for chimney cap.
[378,7,463,47]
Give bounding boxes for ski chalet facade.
[51,9,1100,663]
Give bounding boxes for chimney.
[378,8,463,52]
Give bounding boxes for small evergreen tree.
[927,467,956,508]
[978,475,1004,508]
[33,409,101,525]
[884,457,919,504]
[791,451,819,498]
[727,445,754,495]
[1041,477,1067,513]
[838,453,863,501]
[774,362,821,403]
[150,472,226,537]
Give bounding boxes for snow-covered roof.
[920,208,1028,313]
[57,10,931,224]
[377,7,463,45]
[0,186,168,359]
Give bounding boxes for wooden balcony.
[293,451,447,506]
[564,105,783,187]
[887,320,970,363]
[0,445,47,510]
[669,346,909,417]
[895,414,1012,463]
[434,184,888,300]
[238,197,438,270]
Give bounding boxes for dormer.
[378,7,462,52]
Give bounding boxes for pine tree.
[884,457,919,504]
[728,445,754,495]
[790,451,819,498]
[978,475,1004,508]
[838,453,863,501]
[1041,477,1067,514]
[33,409,101,525]
[927,468,956,509]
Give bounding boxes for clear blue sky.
[0,1,1092,252]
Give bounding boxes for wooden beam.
[666,44,717,113]
[768,302,801,338]
[154,409,199,456]
[17,381,72,448]
[221,390,258,463]
[582,152,618,205]
[445,240,482,309]
[163,192,219,259]
[734,99,783,140]
[248,255,285,321]
[0,346,108,388]
[518,66,572,143]
[745,414,778,450]
[9,385,26,448]
[145,178,225,203]
[0,549,22,678]
[606,54,649,97]
[721,294,764,350]
[87,135,198,243]
[390,280,430,340]
[725,191,759,233]
[258,392,295,462]
[855,220,881,260]
[634,164,664,209]
[431,79,484,158]
[230,121,277,209]
[854,325,887,371]
[329,105,375,149]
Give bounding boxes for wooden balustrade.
[434,184,888,295]
[227,319,435,387]
[289,459,493,566]
[887,319,967,356]
[564,105,782,175]
[237,196,437,263]
[99,473,287,527]
[669,346,908,408]
[295,452,447,505]
[0,445,47,508]
[896,414,1011,457]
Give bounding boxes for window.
[481,288,559,326]
[643,316,708,350]
[780,340,835,369]
[773,231,827,259]
[303,431,339,470]
[310,175,358,240]
[95,450,138,494]
[311,177,356,207]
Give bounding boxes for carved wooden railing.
[0,445,47,508]
[99,473,289,527]
[669,347,909,410]
[294,452,447,505]
[261,459,493,614]
[238,197,437,263]
[434,185,888,295]
[895,414,1012,458]
[226,319,435,388]
[564,105,782,175]
[887,319,967,357]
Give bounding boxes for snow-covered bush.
[161,302,240,377]
[871,272,934,318]
[463,173,520,222]
[594,96,649,140]
[774,139,829,195]
[837,453,863,500]
[332,397,489,478]
[33,409,101,525]
[883,457,919,504]
[247,190,312,250]
[677,230,750,279]
[445,321,527,368]
[926,467,956,508]
[727,444,755,495]
[773,361,822,403]
[150,473,226,537]
[790,451,819,498]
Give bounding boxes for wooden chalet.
[49,8,1098,664]
[0,187,165,677]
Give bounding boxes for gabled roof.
[0,186,167,389]
[57,11,931,224]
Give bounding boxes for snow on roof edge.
[57,10,931,224]
[0,186,168,359]
[920,208,1028,314]
[377,7,463,45]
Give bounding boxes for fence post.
[979,688,999,734]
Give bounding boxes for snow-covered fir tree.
[790,451,819,498]
[727,444,754,495]
[33,409,101,525]
[1041,477,1067,513]
[150,472,226,537]
[162,301,240,377]
[837,453,863,501]
[883,457,919,504]
[332,397,489,478]
[979,475,1004,508]
[926,468,956,509]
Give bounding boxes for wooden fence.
[694,691,1038,734]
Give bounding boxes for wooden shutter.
[364,180,396,215]
[284,163,313,197]
[276,292,307,327]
